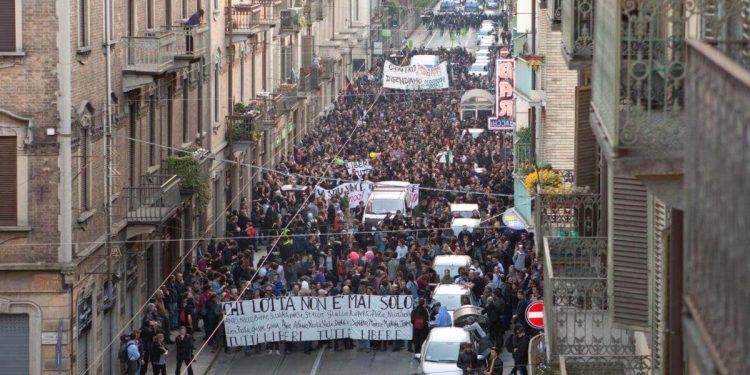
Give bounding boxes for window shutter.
[574,85,596,189]
[611,175,650,328]
[0,137,17,226]
[0,0,16,52]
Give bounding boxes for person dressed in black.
[456,343,479,375]
[174,326,195,375]
[505,325,530,375]
[411,298,431,354]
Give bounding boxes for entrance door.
[0,314,29,375]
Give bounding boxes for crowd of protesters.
[121,34,542,375]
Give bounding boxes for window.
[149,96,156,166]
[79,0,90,47]
[0,314,30,374]
[182,78,189,143]
[0,137,17,226]
[0,0,21,52]
[165,0,172,26]
[353,0,359,21]
[167,86,174,155]
[182,0,188,19]
[80,128,90,211]
[197,79,204,138]
[128,104,137,185]
[214,61,220,122]
[147,0,155,29]
[240,49,245,102]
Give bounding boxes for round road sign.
[525,301,544,329]
[500,47,510,57]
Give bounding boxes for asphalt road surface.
[213,11,504,375]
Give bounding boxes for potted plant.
[166,146,212,210]
[250,130,263,143]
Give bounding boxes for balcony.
[125,169,181,224]
[559,355,652,374]
[534,191,601,239]
[226,2,278,36]
[320,58,335,81]
[255,92,284,125]
[123,31,176,74]
[227,103,263,144]
[561,0,593,66]
[304,0,326,22]
[547,0,561,29]
[543,237,644,365]
[297,72,312,95]
[162,24,208,61]
[280,8,304,33]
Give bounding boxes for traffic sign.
[525,301,544,329]
[500,47,509,57]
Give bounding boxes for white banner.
[314,181,374,207]
[223,295,414,346]
[383,61,450,90]
[407,184,420,209]
[345,159,373,177]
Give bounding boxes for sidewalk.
[165,332,222,375]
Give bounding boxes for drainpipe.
[57,0,73,264]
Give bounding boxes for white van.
[449,203,480,218]
[410,55,441,68]
[451,218,481,236]
[362,190,409,228]
[433,255,472,279]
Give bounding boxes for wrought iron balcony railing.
[123,31,176,74]
[280,8,303,33]
[543,237,642,364]
[561,0,593,62]
[162,24,208,59]
[320,58,335,81]
[513,137,534,178]
[298,72,312,94]
[559,355,652,375]
[226,2,278,34]
[534,191,602,239]
[548,0,561,27]
[125,170,181,223]
[227,110,262,143]
[591,1,748,157]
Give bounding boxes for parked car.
[415,327,485,375]
[431,284,478,320]
[476,24,496,44]
[433,255,472,279]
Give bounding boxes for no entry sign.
[500,47,509,57]
[525,301,544,329]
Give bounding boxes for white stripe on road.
[309,346,326,375]
[528,312,544,319]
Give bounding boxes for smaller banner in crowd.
[223,295,414,346]
[383,61,450,90]
[314,181,374,207]
[345,159,373,177]
[407,184,420,209]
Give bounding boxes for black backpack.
[118,341,135,363]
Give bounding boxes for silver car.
[415,327,480,375]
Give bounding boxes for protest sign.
[223,295,414,346]
[407,184,420,209]
[314,181,374,207]
[383,61,450,90]
[345,159,373,177]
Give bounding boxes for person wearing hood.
[434,305,453,327]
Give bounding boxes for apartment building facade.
[0,0,376,373]
[519,0,750,374]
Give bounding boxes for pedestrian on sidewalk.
[175,326,195,375]
[151,333,169,375]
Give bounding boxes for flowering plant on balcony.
[250,130,262,143]
[525,166,563,194]
[167,146,211,210]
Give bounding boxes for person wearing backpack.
[119,332,141,375]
